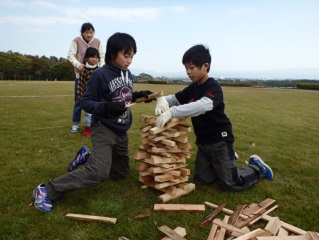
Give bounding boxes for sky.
[1,0,319,77]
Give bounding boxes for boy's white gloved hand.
[156,109,172,128]
[155,96,169,115]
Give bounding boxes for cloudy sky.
[0,0,318,76]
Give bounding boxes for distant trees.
[0,51,74,80]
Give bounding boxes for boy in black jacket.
[32,33,152,211]
[155,44,273,192]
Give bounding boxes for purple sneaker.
[33,183,53,212]
[68,145,90,172]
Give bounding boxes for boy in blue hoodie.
[32,32,152,211]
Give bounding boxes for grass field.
[0,80,318,239]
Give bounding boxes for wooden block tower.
[134,115,195,202]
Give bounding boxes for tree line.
[0,51,74,80]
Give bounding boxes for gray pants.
[46,122,130,200]
[194,141,261,192]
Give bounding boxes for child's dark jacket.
[175,78,234,144]
[81,61,133,136]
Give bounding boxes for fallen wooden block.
[161,227,186,240]
[158,225,187,240]
[264,217,281,236]
[65,213,117,224]
[154,204,205,212]
[200,202,227,227]
[308,232,319,240]
[256,236,311,240]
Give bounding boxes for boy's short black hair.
[84,47,100,59]
[105,32,137,62]
[182,44,211,72]
[81,23,95,33]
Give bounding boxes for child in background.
[77,47,100,137]
[155,44,273,192]
[68,22,105,134]
[32,32,153,211]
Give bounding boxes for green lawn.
[0,80,318,239]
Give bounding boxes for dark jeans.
[46,123,130,200]
[72,77,82,125]
[193,141,260,192]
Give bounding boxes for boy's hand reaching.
[156,109,172,128]
[155,96,169,115]
[104,102,127,116]
[133,90,154,103]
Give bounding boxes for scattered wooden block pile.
[202,198,318,240]
[134,115,195,202]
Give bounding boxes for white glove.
[156,109,172,128]
[155,96,169,115]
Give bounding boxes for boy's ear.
[202,63,209,71]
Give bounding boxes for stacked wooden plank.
[134,115,195,202]
[203,198,318,240]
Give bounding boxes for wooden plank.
[158,225,186,240]
[150,119,182,135]
[236,209,266,228]
[228,204,245,228]
[308,232,319,240]
[264,217,281,235]
[204,202,249,220]
[172,136,189,143]
[161,139,176,147]
[158,183,195,203]
[206,223,218,240]
[161,130,183,138]
[200,202,227,227]
[249,205,278,225]
[134,151,150,160]
[65,213,117,224]
[154,174,174,182]
[154,204,205,212]
[216,215,230,240]
[260,215,307,235]
[212,219,247,237]
[234,228,266,240]
[173,124,192,133]
[256,236,310,240]
[277,228,289,237]
[161,227,186,240]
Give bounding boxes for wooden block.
[150,119,181,135]
[161,130,183,138]
[308,232,319,240]
[134,151,150,160]
[216,215,230,240]
[158,225,186,240]
[200,202,227,227]
[207,223,219,240]
[234,228,266,240]
[204,202,249,220]
[161,227,186,240]
[264,217,281,235]
[173,124,192,133]
[260,215,307,235]
[158,183,195,202]
[161,139,176,147]
[135,162,152,171]
[212,219,248,237]
[249,205,278,225]
[277,228,289,237]
[65,213,117,224]
[256,236,310,240]
[172,136,189,143]
[228,204,246,227]
[236,209,266,228]
[154,204,205,212]
[154,174,175,182]
[140,124,153,133]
